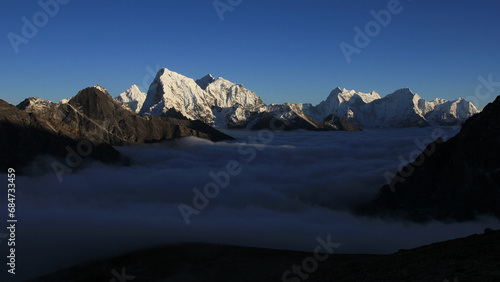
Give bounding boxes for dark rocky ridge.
[63,86,234,144]
[1,86,233,173]
[29,229,500,281]
[321,114,362,131]
[0,98,122,173]
[250,112,362,131]
[357,95,500,222]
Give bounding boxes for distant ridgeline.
[117,67,479,130]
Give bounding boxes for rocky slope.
[357,95,500,222]
[1,86,233,173]
[0,97,121,173]
[62,86,233,144]
[249,103,362,131]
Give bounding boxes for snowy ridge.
[135,68,265,127]
[117,67,479,129]
[267,103,315,124]
[139,68,212,122]
[301,87,479,127]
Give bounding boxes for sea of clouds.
[4,127,500,280]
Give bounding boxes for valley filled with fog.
[9,127,500,280]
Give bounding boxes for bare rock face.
[0,98,122,173]
[321,114,362,131]
[65,86,233,144]
[1,86,233,173]
[250,104,362,131]
[357,95,500,222]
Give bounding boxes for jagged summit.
[119,67,479,129]
[325,87,381,104]
[137,68,265,127]
[116,84,147,113]
[301,86,478,127]
[16,97,52,112]
[140,67,215,122]
[390,87,413,95]
[196,74,216,90]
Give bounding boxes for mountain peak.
[128,67,478,129]
[196,74,216,90]
[129,84,140,91]
[393,87,414,95]
[93,85,109,94]
[153,68,184,82]
[16,97,52,112]
[71,86,121,118]
[385,88,421,101]
[117,85,147,114]
[331,87,343,94]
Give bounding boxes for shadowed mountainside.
[0,99,122,173]
[357,95,500,222]
[0,86,233,173]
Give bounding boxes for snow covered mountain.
[116,85,147,113]
[129,68,266,127]
[300,87,479,128]
[118,68,479,129]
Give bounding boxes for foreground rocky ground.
[29,228,500,281]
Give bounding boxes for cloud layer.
[5,127,500,280]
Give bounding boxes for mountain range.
[0,86,233,173]
[117,67,479,129]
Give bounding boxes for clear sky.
[1,0,499,109]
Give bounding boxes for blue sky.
[1,0,499,109]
